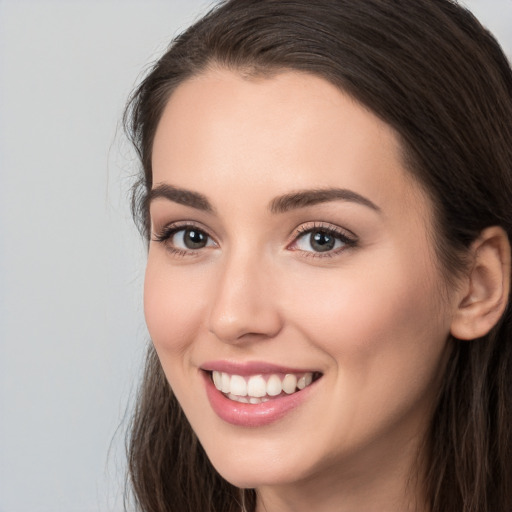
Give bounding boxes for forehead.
[151,68,430,221]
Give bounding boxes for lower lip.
[202,371,318,427]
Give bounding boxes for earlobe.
[450,226,511,340]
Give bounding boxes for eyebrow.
[269,188,381,214]
[148,183,214,212]
[149,183,380,215]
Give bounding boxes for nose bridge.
[208,244,282,343]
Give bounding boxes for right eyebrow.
[148,183,214,213]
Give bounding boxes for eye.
[173,228,211,250]
[152,223,216,254]
[289,224,357,255]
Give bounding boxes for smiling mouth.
[210,370,322,404]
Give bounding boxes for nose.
[207,250,283,344]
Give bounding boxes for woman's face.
[146,69,458,491]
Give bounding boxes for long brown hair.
[124,1,512,511]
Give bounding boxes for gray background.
[0,1,510,511]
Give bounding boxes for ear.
[450,226,511,340]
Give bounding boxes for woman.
[124,1,512,511]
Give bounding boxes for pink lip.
[201,360,316,376]
[200,365,320,428]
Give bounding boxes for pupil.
[184,229,207,249]
[311,231,334,252]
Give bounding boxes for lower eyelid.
[153,225,220,259]
[154,221,355,257]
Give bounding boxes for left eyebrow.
[269,188,381,214]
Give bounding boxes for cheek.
[143,255,208,357]
[283,249,451,404]
[287,259,446,345]
[278,255,451,453]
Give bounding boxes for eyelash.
[152,222,212,258]
[290,223,358,258]
[152,221,358,258]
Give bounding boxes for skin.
[145,69,464,512]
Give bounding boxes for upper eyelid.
[152,223,217,255]
[152,220,357,248]
[290,222,357,240]
[287,222,359,255]
[152,220,215,237]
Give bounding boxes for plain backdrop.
[0,1,510,511]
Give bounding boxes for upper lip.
[200,360,320,376]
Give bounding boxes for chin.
[214,462,299,489]
[201,437,317,489]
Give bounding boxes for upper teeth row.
[212,371,314,398]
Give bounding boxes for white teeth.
[228,393,249,403]
[221,372,231,393]
[247,375,267,397]
[282,374,298,394]
[230,375,247,396]
[211,370,316,401]
[297,373,313,390]
[266,374,282,396]
[212,370,222,389]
